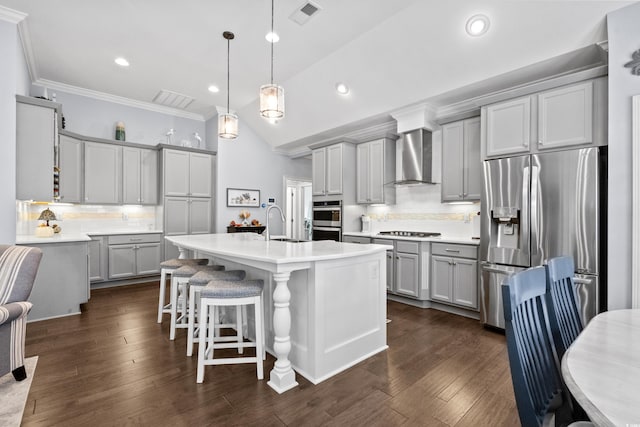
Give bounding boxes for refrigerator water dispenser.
[491,207,520,248]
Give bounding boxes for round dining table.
[561,309,640,427]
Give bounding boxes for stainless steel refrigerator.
[480,147,607,329]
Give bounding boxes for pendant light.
[218,31,238,139]
[259,0,285,119]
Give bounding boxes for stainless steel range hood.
[395,128,435,185]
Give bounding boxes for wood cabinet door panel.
[140,149,158,204]
[58,135,83,203]
[538,81,593,150]
[84,142,121,204]
[396,252,419,297]
[441,121,464,202]
[430,256,453,302]
[189,153,212,197]
[135,243,161,275]
[312,149,326,195]
[326,144,343,195]
[190,198,212,234]
[108,245,136,279]
[164,150,190,196]
[122,147,141,204]
[485,97,531,157]
[452,259,478,309]
[463,117,482,200]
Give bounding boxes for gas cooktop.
[378,231,442,238]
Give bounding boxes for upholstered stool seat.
[186,269,246,356]
[197,279,264,383]
[157,258,208,323]
[169,264,225,340]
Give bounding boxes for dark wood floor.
[22,281,519,426]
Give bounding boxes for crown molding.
[33,79,206,121]
[17,19,38,82]
[390,102,438,132]
[0,5,27,24]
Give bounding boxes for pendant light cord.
[270,0,274,85]
[227,36,230,114]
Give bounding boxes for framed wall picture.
[227,188,260,207]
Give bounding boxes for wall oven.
[312,200,342,241]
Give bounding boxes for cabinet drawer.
[343,236,371,244]
[108,233,162,245]
[431,242,477,259]
[372,238,394,249]
[396,241,420,254]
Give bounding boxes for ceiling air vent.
[152,89,195,109]
[289,1,322,25]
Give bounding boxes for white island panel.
[166,233,388,391]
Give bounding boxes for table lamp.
[35,208,57,237]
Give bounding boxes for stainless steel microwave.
[312,200,342,227]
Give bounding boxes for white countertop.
[16,233,92,245]
[16,229,164,245]
[86,229,163,236]
[343,231,481,246]
[166,233,389,265]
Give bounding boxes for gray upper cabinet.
[16,100,58,201]
[441,117,481,202]
[164,149,212,197]
[123,147,158,205]
[484,96,531,158]
[312,144,343,196]
[84,142,122,204]
[189,153,213,197]
[356,138,395,204]
[58,135,83,203]
[537,81,593,150]
[483,78,605,159]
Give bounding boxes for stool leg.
[197,300,208,383]
[261,296,266,361]
[179,281,188,325]
[236,305,243,354]
[158,269,166,323]
[169,276,178,340]
[255,296,264,380]
[187,285,197,356]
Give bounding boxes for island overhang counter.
[165,233,388,393]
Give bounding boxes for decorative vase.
[115,122,126,141]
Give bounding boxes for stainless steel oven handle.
[312,207,341,211]
[312,226,342,232]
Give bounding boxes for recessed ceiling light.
[265,31,280,43]
[336,83,349,95]
[208,85,220,93]
[465,14,490,37]
[114,57,130,67]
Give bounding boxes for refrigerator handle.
[574,277,591,285]
[530,164,540,259]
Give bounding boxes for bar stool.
[186,269,247,356]
[197,279,264,383]
[158,258,208,323]
[169,264,224,340]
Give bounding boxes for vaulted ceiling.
[1,0,632,152]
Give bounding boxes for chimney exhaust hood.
[394,128,435,185]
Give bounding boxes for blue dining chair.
[502,266,591,427]
[544,256,583,361]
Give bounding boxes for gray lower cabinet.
[20,241,89,321]
[342,235,371,244]
[430,242,478,310]
[106,234,162,280]
[395,247,420,297]
[372,238,395,292]
[88,236,107,282]
[163,196,211,260]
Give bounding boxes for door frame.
[632,95,640,309]
[283,176,312,240]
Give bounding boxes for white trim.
[17,19,38,82]
[33,79,206,121]
[632,95,640,309]
[0,5,27,24]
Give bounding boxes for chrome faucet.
[265,204,286,241]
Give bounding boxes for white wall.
[38,89,206,148]
[607,3,640,309]
[215,118,311,235]
[0,20,19,244]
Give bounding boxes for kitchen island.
[165,233,388,393]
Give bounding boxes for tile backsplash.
[17,201,159,235]
[364,184,480,237]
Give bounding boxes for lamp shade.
[218,113,239,139]
[37,208,57,222]
[259,84,285,119]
